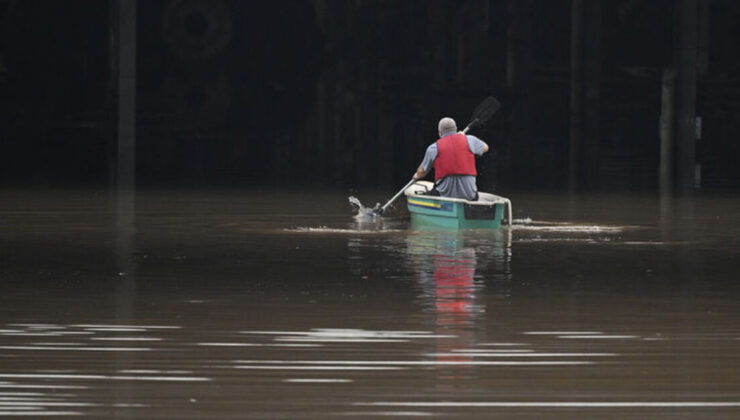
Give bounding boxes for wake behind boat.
[404,180,512,229]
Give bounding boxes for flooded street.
[1,189,740,418]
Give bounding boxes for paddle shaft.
[378,178,416,214]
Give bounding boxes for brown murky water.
[1,188,739,418]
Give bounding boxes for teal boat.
[404,181,512,229]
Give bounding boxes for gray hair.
[438,117,457,134]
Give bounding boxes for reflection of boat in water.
[404,181,512,229]
[430,241,478,328]
[409,231,479,381]
[406,230,512,319]
[406,230,511,383]
[407,231,487,328]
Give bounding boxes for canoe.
[404,180,512,229]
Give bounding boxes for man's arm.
[413,144,437,180]
[413,165,428,180]
[467,135,489,155]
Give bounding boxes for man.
[412,117,489,200]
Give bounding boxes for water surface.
[1,189,739,418]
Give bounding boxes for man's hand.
[413,165,427,181]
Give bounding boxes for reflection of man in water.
[413,232,479,383]
[432,248,478,327]
[412,117,489,201]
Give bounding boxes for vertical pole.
[675,0,697,193]
[583,0,601,188]
[114,0,136,324]
[697,0,710,77]
[117,0,136,198]
[659,68,675,195]
[313,0,327,184]
[315,82,327,184]
[507,0,534,187]
[569,0,583,191]
[112,0,136,415]
[696,0,710,189]
[112,0,137,280]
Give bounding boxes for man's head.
[438,117,457,137]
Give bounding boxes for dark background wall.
[1,0,738,191]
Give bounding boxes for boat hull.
[405,181,509,230]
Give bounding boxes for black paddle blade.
[469,96,501,128]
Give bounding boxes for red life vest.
[434,133,477,181]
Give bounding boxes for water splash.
[286,227,401,234]
[348,196,381,219]
[512,218,629,233]
[281,197,393,233]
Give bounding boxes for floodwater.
[1,188,740,418]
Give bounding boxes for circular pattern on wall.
[163,0,233,60]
